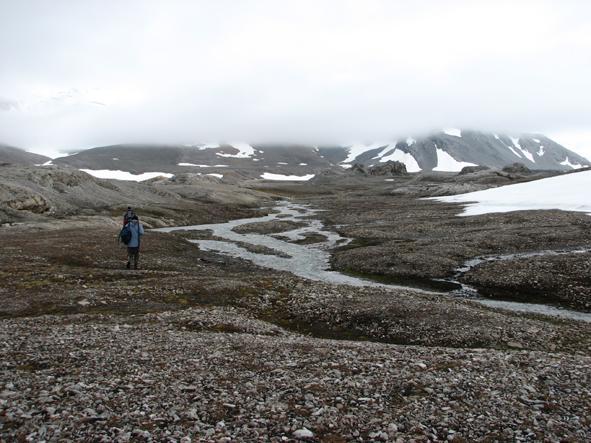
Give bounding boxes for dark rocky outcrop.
[368,161,407,176]
[502,162,531,174]
[458,165,490,175]
[349,163,368,175]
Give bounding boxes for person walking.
[123,206,135,226]
[125,215,144,269]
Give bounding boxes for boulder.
[368,161,407,176]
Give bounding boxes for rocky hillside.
[51,143,335,178]
[0,144,50,166]
[0,164,269,225]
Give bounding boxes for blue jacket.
[126,221,144,248]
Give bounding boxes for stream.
[155,201,591,323]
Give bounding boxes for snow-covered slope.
[430,170,591,216]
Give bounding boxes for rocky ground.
[1,210,591,440]
[0,164,271,226]
[459,252,591,311]
[3,168,591,441]
[3,311,590,442]
[260,175,591,307]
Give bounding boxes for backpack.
[119,225,132,245]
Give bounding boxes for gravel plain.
[2,309,591,442]
[3,171,591,441]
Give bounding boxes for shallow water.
[156,201,414,289]
[155,201,591,323]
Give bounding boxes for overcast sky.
[1,0,591,158]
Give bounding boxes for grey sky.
[1,0,590,158]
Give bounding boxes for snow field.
[80,169,173,182]
[433,149,477,172]
[261,173,315,181]
[430,170,591,216]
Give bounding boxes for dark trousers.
[127,247,140,269]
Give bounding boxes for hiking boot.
[126,261,131,269]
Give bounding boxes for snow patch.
[533,138,541,143]
[405,137,416,146]
[199,143,220,150]
[372,144,396,160]
[277,162,288,165]
[433,149,477,172]
[429,170,591,216]
[216,143,256,158]
[560,156,584,169]
[537,145,545,156]
[178,163,206,167]
[443,128,462,137]
[501,140,522,159]
[342,142,389,163]
[495,135,523,158]
[185,143,220,150]
[520,148,535,163]
[261,173,315,181]
[510,137,522,150]
[42,160,53,166]
[80,169,173,182]
[299,163,308,166]
[207,173,223,179]
[511,137,534,162]
[178,163,229,167]
[112,157,119,161]
[379,149,421,172]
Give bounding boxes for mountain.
[319,130,590,172]
[50,130,590,180]
[0,144,51,166]
[52,143,334,178]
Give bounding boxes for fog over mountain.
[1,1,590,158]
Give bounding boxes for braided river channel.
[155,201,591,323]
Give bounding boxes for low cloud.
[1,0,590,158]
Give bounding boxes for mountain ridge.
[5,129,589,177]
